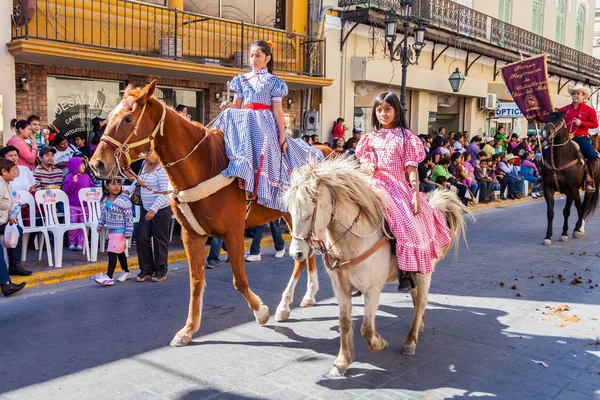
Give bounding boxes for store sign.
[495,102,524,118]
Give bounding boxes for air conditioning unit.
[438,96,452,108]
[305,110,319,130]
[479,93,497,110]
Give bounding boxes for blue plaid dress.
[214,68,323,212]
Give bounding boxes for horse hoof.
[402,345,416,356]
[254,304,270,325]
[274,308,290,322]
[542,239,552,246]
[300,298,316,307]
[330,364,348,377]
[368,338,388,352]
[573,231,584,239]
[560,235,568,242]
[170,334,191,347]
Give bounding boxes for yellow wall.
[21,0,308,71]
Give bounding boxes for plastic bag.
[3,223,20,249]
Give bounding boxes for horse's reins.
[100,99,224,196]
[291,196,388,277]
[544,120,580,192]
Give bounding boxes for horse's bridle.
[543,119,579,192]
[100,100,167,167]
[290,196,388,272]
[99,100,176,196]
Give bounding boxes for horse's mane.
[283,156,385,228]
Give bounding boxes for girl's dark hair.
[463,152,471,161]
[336,117,344,124]
[51,134,68,147]
[175,104,186,113]
[451,152,462,163]
[430,136,448,152]
[102,178,123,200]
[435,176,447,185]
[371,92,408,131]
[422,153,433,164]
[10,119,30,132]
[0,159,16,175]
[250,40,274,73]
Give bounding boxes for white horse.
[284,157,470,376]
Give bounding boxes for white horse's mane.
[283,156,386,228]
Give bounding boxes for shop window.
[47,77,122,140]
[155,87,205,123]
[354,107,370,134]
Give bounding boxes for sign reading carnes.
[495,102,525,118]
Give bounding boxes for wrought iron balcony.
[340,0,600,84]
[11,0,325,78]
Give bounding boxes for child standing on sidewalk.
[62,157,94,251]
[94,179,134,286]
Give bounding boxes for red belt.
[244,103,270,110]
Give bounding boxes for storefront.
[47,76,206,139]
[491,101,526,137]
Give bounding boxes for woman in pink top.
[6,119,37,170]
[355,92,451,292]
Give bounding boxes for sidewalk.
[11,194,545,288]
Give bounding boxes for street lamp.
[448,67,466,93]
[385,1,428,109]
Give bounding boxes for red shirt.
[332,124,345,140]
[559,102,598,137]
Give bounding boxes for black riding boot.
[397,271,417,292]
[586,160,597,192]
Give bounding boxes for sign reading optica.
[495,102,525,118]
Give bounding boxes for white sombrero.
[568,84,591,99]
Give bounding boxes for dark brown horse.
[90,81,330,346]
[541,111,599,245]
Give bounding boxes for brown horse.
[541,111,600,245]
[90,81,330,346]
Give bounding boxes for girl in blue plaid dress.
[215,40,322,212]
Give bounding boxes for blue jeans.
[573,136,598,160]
[249,220,285,256]
[421,183,436,192]
[0,245,8,284]
[521,174,540,192]
[207,237,225,264]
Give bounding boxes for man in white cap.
[559,84,598,191]
[481,136,495,158]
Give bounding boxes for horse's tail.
[581,188,600,220]
[427,189,473,260]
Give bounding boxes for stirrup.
[585,181,596,193]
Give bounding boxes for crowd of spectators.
[0,115,173,296]
[417,127,543,206]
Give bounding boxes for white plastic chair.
[13,190,53,266]
[35,189,90,268]
[78,187,103,262]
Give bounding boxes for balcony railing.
[340,0,600,81]
[11,0,325,78]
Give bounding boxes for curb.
[12,235,291,288]
[13,194,545,289]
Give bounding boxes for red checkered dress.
[355,128,452,273]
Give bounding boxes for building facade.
[594,8,600,58]
[4,0,331,145]
[322,0,599,139]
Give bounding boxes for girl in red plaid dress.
[355,92,452,291]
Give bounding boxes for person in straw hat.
[559,83,598,192]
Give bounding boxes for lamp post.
[385,0,427,109]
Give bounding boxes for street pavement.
[1,197,599,400]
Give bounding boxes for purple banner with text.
[500,55,554,123]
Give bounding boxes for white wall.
[1,2,16,145]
